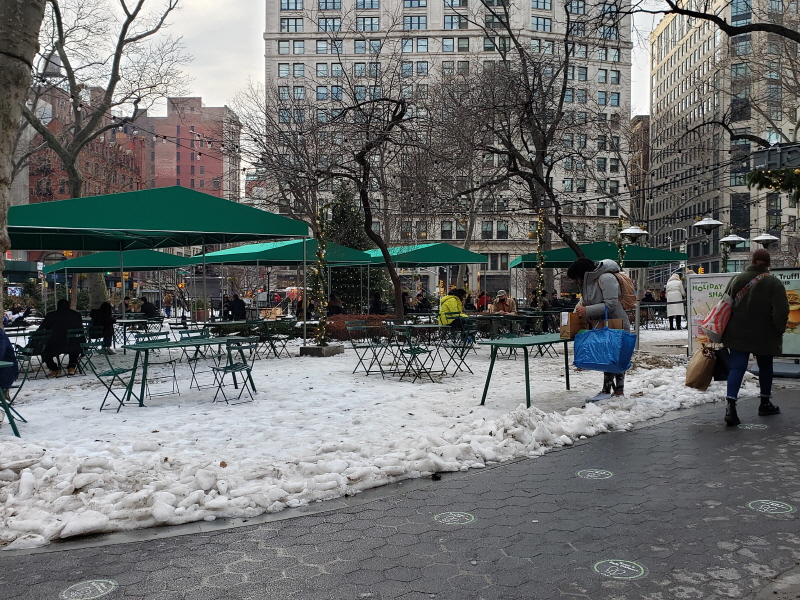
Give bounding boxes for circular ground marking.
[738,423,769,430]
[577,469,613,480]
[59,580,118,600]
[747,500,796,514]
[434,512,475,525]
[593,560,648,580]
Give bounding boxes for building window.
[403,16,427,29]
[442,61,454,75]
[443,37,455,52]
[417,38,428,52]
[331,85,342,100]
[458,37,469,51]
[531,39,554,54]
[416,221,428,239]
[481,221,493,239]
[316,63,328,77]
[356,17,379,31]
[281,0,303,8]
[317,85,328,100]
[600,25,618,39]
[532,0,552,8]
[598,68,607,83]
[567,0,585,13]
[279,108,290,123]
[610,69,620,84]
[200,166,204,175]
[416,61,428,75]
[444,15,468,29]
[278,41,290,55]
[318,0,340,7]
[531,17,552,32]
[484,14,506,29]
[293,40,304,54]
[176,179,181,186]
[176,152,180,161]
[598,91,607,105]
[319,18,340,31]
[278,63,290,77]
[401,221,413,240]
[497,221,509,239]
[354,62,367,76]
[293,63,304,77]
[563,178,573,192]
[441,221,453,239]
[293,86,305,99]
[456,221,467,239]
[404,0,426,5]
[354,39,366,54]
[356,0,379,7]
[316,40,328,54]
[402,61,413,76]
[609,92,620,106]
[457,60,469,75]
[280,18,303,32]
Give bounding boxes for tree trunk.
[0,0,47,302]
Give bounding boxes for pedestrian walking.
[665,273,686,330]
[722,249,788,426]
[163,292,173,318]
[567,257,631,402]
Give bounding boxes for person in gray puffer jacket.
[567,258,631,403]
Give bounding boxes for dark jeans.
[602,372,625,394]
[450,318,466,330]
[727,349,773,399]
[44,352,80,370]
[103,335,113,348]
[668,316,682,329]
[164,306,171,317]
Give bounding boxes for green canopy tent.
[193,240,372,316]
[9,187,310,318]
[41,249,191,274]
[8,187,309,251]
[362,244,489,310]
[194,239,371,266]
[510,241,688,269]
[364,243,489,267]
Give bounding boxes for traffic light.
[698,267,705,274]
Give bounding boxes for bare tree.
[15,0,190,306]
[0,0,47,291]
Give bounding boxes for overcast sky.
[164,1,657,116]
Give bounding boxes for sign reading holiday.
[686,272,737,355]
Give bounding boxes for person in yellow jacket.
[438,288,468,328]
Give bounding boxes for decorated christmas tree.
[326,183,388,313]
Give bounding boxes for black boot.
[758,396,780,416]
[725,398,741,426]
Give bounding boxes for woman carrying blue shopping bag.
[567,258,632,402]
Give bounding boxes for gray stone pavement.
[2,388,799,600]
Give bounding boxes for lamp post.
[719,233,747,273]
[752,232,780,248]
[692,216,724,272]
[618,224,649,266]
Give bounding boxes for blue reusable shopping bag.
[573,326,637,374]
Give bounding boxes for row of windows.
[176,179,220,189]
[175,165,206,175]
[403,221,512,241]
[562,177,621,194]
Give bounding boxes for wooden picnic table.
[478,334,572,408]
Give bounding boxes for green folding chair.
[16,330,51,380]
[81,341,139,412]
[211,337,259,404]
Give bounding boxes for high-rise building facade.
[649,4,800,277]
[264,0,633,296]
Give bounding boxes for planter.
[192,309,207,322]
[299,344,345,358]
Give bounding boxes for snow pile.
[0,329,748,549]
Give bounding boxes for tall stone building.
[262,0,633,296]
[649,4,800,277]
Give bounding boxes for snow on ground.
[0,327,754,550]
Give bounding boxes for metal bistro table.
[478,334,571,408]
[122,336,242,406]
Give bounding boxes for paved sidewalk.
[2,389,799,600]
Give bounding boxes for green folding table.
[478,334,572,408]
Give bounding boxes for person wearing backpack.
[721,249,788,426]
[567,258,631,402]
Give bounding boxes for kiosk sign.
[769,268,800,356]
[686,273,737,355]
